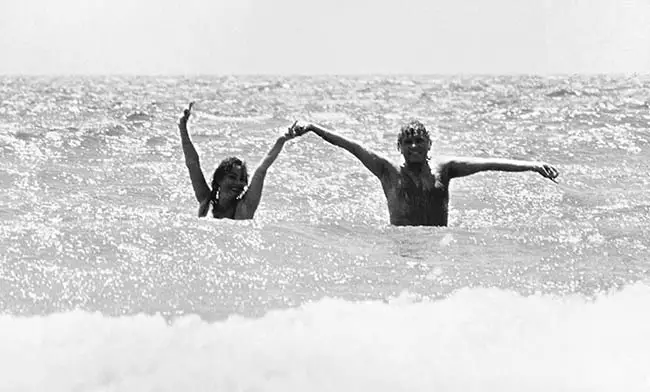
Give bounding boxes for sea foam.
[1,283,649,392]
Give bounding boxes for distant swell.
[546,88,579,97]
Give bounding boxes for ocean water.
[1,75,649,391]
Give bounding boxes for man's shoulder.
[374,156,400,176]
[428,156,463,182]
[429,156,455,173]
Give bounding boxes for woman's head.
[211,157,249,200]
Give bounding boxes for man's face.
[399,134,431,164]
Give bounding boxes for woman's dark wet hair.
[197,157,248,217]
[210,157,249,192]
[396,120,431,150]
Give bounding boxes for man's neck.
[403,161,429,174]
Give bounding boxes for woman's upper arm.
[185,159,212,203]
[236,168,267,219]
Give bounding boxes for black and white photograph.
[1,0,649,390]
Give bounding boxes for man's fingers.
[539,164,556,179]
[542,165,559,181]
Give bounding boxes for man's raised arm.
[295,122,395,179]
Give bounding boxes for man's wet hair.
[396,120,431,150]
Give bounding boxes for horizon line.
[1,72,648,78]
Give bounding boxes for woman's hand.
[282,120,312,141]
[179,102,194,127]
[288,120,315,137]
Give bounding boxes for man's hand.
[534,162,560,182]
[288,120,315,137]
[281,120,311,141]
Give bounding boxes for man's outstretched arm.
[294,122,395,179]
[444,157,559,181]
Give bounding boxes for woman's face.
[218,164,247,200]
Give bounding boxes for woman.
[178,102,300,219]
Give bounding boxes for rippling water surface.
[1,75,649,391]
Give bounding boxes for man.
[291,120,559,226]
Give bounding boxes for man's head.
[397,120,432,164]
[211,157,248,200]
